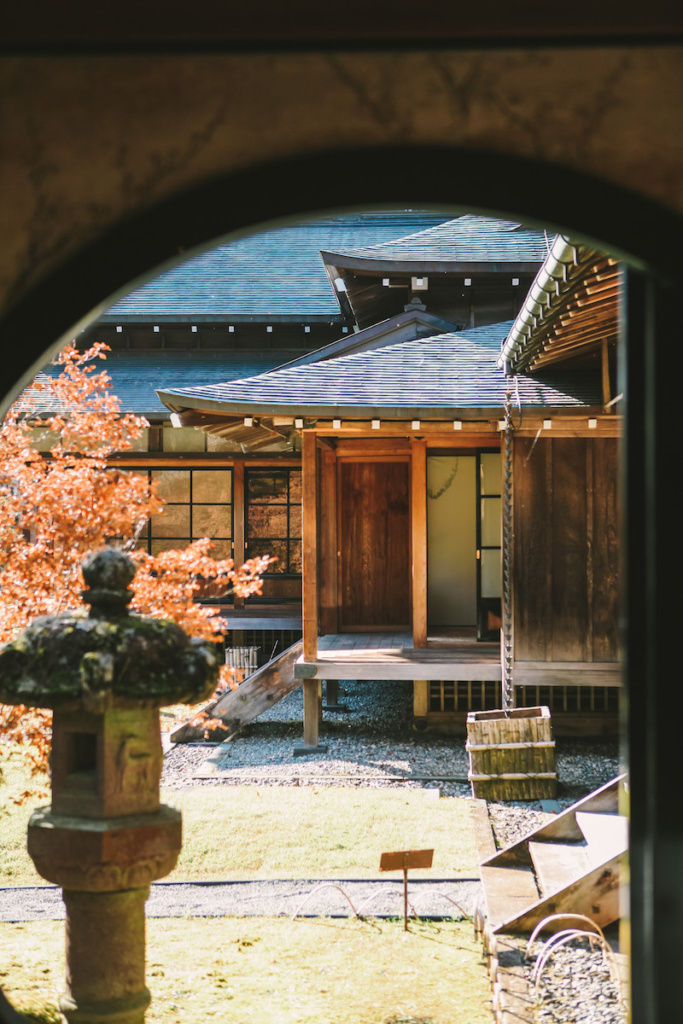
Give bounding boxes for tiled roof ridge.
[321,215,538,261]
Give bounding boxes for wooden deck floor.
[295,631,502,681]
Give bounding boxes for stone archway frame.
[1,142,681,1024]
[2,143,683,414]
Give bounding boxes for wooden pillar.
[294,678,327,755]
[413,679,429,721]
[302,432,319,661]
[411,439,428,648]
[601,338,612,411]
[232,460,245,608]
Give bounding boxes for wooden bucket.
[466,706,557,801]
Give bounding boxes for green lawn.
[1,747,478,885]
[0,917,493,1024]
[166,784,478,882]
[0,746,491,1023]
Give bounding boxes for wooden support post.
[232,460,245,608]
[413,679,429,720]
[303,679,319,746]
[411,439,428,648]
[294,678,327,755]
[302,432,319,661]
[322,678,347,712]
[601,338,612,411]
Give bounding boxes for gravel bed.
[162,681,621,814]
[163,680,471,797]
[529,937,628,1024]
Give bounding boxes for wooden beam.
[411,438,427,648]
[232,460,245,607]
[302,431,319,660]
[514,419,621,438]
[314,420,503,436]
[602,338,612,410]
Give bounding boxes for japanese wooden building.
[140,215,621,736]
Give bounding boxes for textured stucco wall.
[2,46,683,319]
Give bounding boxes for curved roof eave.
[321,251,543,275]
[499,235,584,372]
[156,389,596,422]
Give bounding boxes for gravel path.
[0,878,481,923]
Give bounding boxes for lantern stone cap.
[0,549,220,710]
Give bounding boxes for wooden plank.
[295,655,502,681]
[513,437,550,660]
[512,660,620,672]
[513,420,620,438]
[528,840,590,896]
[411,439,427,648]
[302,431,319,660]
[591,438,620,661]
[319,447,338,635]
[512,666,621,686]
[494,856,622,934]
[551,438,589,661]
[470,798,497,863]
[480,865,541,932]
[108,456,302,468]
[576,812,629,864]
[170,641,302,742]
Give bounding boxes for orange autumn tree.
[0,342,271,776]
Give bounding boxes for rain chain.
[502,391,515,711]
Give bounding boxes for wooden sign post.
[379,849,434,931]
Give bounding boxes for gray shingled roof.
[34,351,302,418]
[157,322,601,417]
[101,212,452,323]
[323,215,550,265]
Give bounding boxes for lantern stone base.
[59,888,150,1024]
[27,805,182,891]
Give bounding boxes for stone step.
[528,840,590,896]
[575,811,629,865]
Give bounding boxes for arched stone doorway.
[1,144,681,1023]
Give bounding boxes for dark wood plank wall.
[338,459,411,630]
[513,436,619,663]
[319,446,338,635]
[591,438,620,660]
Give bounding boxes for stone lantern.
[0,549,220,1024]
